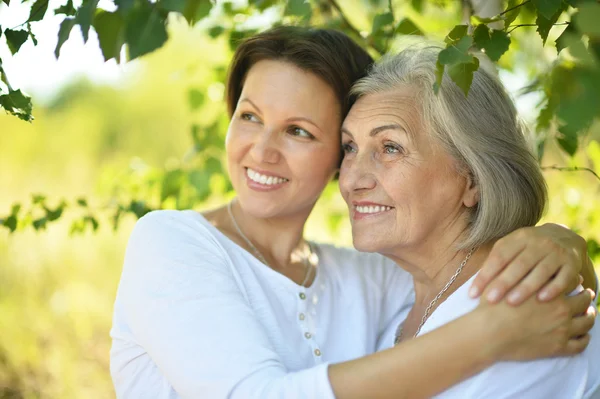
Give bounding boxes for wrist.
[470,304,507,364]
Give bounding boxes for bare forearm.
[328,310,496,399]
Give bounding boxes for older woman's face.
[338,87,478,255]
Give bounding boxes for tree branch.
[326,0,386,55]
[541,165,600,182]
[507,22,568,34]
[499,0,530,17]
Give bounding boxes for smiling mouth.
[354,205,394,214]
[246,167,289,186]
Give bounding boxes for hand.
[470,224,589,305]
[481,288,596,362]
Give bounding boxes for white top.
[110,210,415,399]
[419,275,600,399]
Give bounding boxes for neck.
[386,235,494,306]
[228,198,313,270]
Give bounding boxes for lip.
[351,201,395,220]
[244,167,289,192]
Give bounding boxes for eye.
[383,142,403,154]
[240,112,260,122]
[342,141,356,154]
[288,126,315,139]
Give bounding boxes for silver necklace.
[227,200,313,287]
[394,247,476,346]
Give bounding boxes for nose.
[249,128,281,164]
[339,151,377,194]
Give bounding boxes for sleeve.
[445,357,588,399]
[110,211,336,399]
[375,257,415,351]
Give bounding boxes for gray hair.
[351,43,547,249]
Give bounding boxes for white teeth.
[355,205,393,214]
[246,168,288,185]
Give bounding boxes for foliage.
[0,2,599,395]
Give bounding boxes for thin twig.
[541,165,600,182]
[326,0,386,55]
[507,22,568,34]
[499,0,531,17]
[388,0,394,20]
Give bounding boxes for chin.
[351,234,384,253]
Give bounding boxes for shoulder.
[315,243,411,286]
[124,210,229,273]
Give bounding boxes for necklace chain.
[394,247,476,346]
[227,200,313,287]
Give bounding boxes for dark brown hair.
[226,25,374,118]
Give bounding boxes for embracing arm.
[330,289,593,399]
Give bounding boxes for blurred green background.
[1,0,600,397]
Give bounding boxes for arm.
[113,212,594,399]
[471,223,597,305]
[330,289,594,399]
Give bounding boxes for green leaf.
[395,18,423,35]
[54,0,76,16]
[448,57,480,96]
[4,29,29,55]
[504,0,521,29]
[445,25,468,45]
[93,10,124,62]
[125,6,168,60]
[188,169,211,200]
[115,0,134,15]
[32,194,46,204]
[161,169,185,201]
[77,0,99,42]
[536,2,567,45]
[411,0,423,12]
[0,89,33,122]
[555,23,578,53]
[55,17,76,58]
[188,88,205,110]
[486,30,511,61]
[77,198,88,207]
[3,215,17,232]
[574,3,600,38]
[158,0,186,13]
[33,217,47,230]
[85,215,99,231]
[181,0,212,24]
[28,0,49,22]
[438,36,473,65]
[129,200,151,219]
[532,0,563,20]
[433,59,444,93]
[45,202,66,221]
[372,12,394,35]
[208,25,225,38]
[2,0,10,6]
[284,0,311,20]
[253,0,277,11]
[557,131,578,155]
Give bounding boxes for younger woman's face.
[226,60,342,220]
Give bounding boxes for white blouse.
[419,275,600,399]
[110,210,415,398]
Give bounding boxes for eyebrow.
[239,98,321,131]
[341,123,404,138]
[239,98,262,113]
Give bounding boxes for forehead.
[240,60,341,126]
[344,87,421,130]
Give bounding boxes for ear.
[463,172,480,208]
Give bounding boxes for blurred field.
[1,25,599,399]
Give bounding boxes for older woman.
[339,43,600,398]
[111,27,596,399]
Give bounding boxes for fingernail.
[469,286,480,298]
[487,288,502,302]
[538,290,550,301]
[508,291,521,304]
